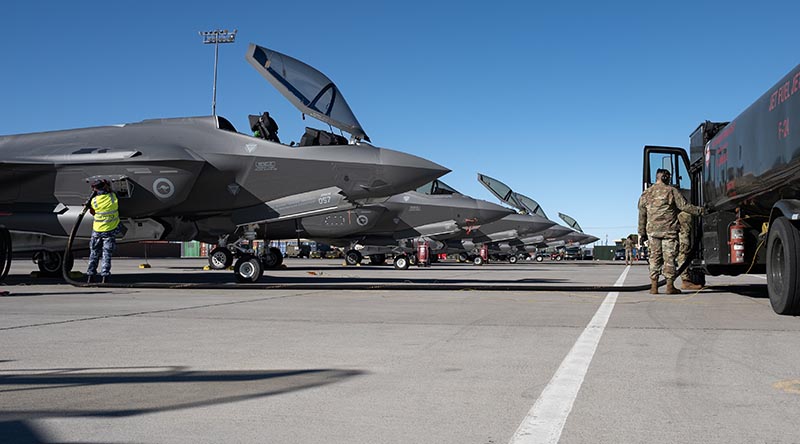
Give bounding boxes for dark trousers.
[87,228,119,276]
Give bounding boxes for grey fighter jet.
[476,173,599,255]
[0,43,449,282]
[231,179,513,270]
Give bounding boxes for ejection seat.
[248,112,281,143]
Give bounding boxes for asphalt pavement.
[1,258,797,443]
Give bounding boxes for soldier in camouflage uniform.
[677,211,702,290]
[638,169,704,294]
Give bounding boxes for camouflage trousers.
[648,236,678,281]
[87,228,119,276]
[677,212,692,281]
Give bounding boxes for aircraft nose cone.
[377,148,450,195]
[475,199,515,225]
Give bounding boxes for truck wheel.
[394,255,410,270]
[473,256,485,266]
[767,217,800,315]
[234,256,263,283]
[208,247,233,270]
[344,250,362,266]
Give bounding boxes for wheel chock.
[139,264,151,269]
[203,265,212,271]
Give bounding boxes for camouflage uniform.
[622,237,634,264]
[87,227,121,277]
[637,182,703,281]
[677,211,693,282]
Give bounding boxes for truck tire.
[767,217,800,315]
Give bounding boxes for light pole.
[199,29,237,116]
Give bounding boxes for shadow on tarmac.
[0,366,364,420]
[706,283,769,299]
[2,272,568,287]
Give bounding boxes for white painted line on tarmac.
[508,265,630,444]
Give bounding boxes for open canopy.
[476,173,548,218]
[245,43,369,141]
[558,212,583,233]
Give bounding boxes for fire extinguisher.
[729,218,745,264]
[417,240,429,267]
[479,244,489,262]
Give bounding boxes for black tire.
[261,250,281,269]
[369,254,386,266]
[344,250,362,266]
[535,255,543,262]
[457,253,469,263]
[508,255,518,264]
[555,255,563,261]
[270,247,284,267]
[473,256,485,266]
[767,217,800,315]
[37,250,72,277]
[234,256,263,283]
[394,255,410,270]
[208,247,233,270]
[0,228,11,281]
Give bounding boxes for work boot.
[650,278,658,294]
[681,279,702,290]
[666,279,681,294]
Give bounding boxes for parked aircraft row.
[0,43,596,283]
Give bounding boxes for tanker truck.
[643,63,800,315]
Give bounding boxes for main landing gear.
[207,227,286,283]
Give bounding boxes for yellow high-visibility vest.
[91,193,120,232]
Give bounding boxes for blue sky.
[3,0,799,245]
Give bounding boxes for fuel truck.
[644,63,800,315]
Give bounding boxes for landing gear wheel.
[234,256,263,283]
[208,247,233,270]
[369,254,386,266]
[535,255,544,262]
[36,251,73,277]
[473,256,485,266]
[394,255,410,270]
[508,255,518,264]
[457,253,469,263]
[556,255,563,261]
[767,217,800,315]
[269,247,284,267]
[344,250,363,266]
[261,250,281,269]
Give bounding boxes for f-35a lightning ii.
[0,43,449,283]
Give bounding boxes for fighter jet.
[475,173,599,255]
[221,179,513,270]
[0,43,449,282]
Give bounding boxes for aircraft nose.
[376,148,450,195]
[475,199,515,224]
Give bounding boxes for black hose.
[62,192,96,286]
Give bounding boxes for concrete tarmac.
[0,258,798,443]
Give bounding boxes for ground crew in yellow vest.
[86,179,120,283]
[638,169,704,294]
